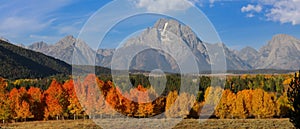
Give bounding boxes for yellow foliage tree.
[232,91,247,119]
[251,89,276,118]
[204,87,223,106]
[262,92,276,118]
[251,89,264,118]
[276,92,292,117]
[165,91,195,118]
[215,90,236,119]
[165,91,178,118]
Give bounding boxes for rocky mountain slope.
[25,19,300,71]
[27,19,249,72]
[253,34,300,70]
[237,46,259,67]
[29,35,96,65]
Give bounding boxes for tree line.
[0,73,294,123]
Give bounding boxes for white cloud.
[0,0,75,43]
[209,0,215,7]
[0,17,54,34]
[265,0,300,25]
[259,0,277,5]
[241,0,300,25]
[246,13,255,18]
[134,0,196,13]
[241,4,262,13]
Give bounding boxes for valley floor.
[0,118,294,129]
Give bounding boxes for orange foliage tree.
[27,87,44,120]
[9,87,32,121]
[128,85,155,117]
[63,80,83,120]
[43,80,68,120]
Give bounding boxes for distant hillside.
[0,40,71,79]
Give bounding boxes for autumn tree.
[28,87,44,120]
[189,102,204,118]
[152,96,166,117]
[241,90,253,117]
[63,80,83,120]
[251,89,276,118]
[9,88,19,120]
[9,87,32,121]
[44,80,68,120]
[288,71,300,128]
[262,92,276,118]
[129,85,155,117]
[215,90,236,119]
[165,91,178,118]
[18,101,32,121]
[276,92,292,118]
[0,78,11,123]
[232,90,248,119]
[251,89,264,118]
[79,74,107,119]
[204,86,223,106]
[104,84,123,117]
[176,92,196,118]
[165,91,195,118]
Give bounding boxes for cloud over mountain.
[240,0,300,25]
[133,0,196,13]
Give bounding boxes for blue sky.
[0,0,300,50]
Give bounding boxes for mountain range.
[11,18,300,71]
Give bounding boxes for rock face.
[28,41,49,53]
[207,43,252,70]
[237,46,259,66]
[27,18,251,71]
[253,34,300,70]
[110,18,250,72]
[0,36,9,42]
[96,49,114,67]
[26,19,300,71]
[29,35,96,65]
[116,18,210,72]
